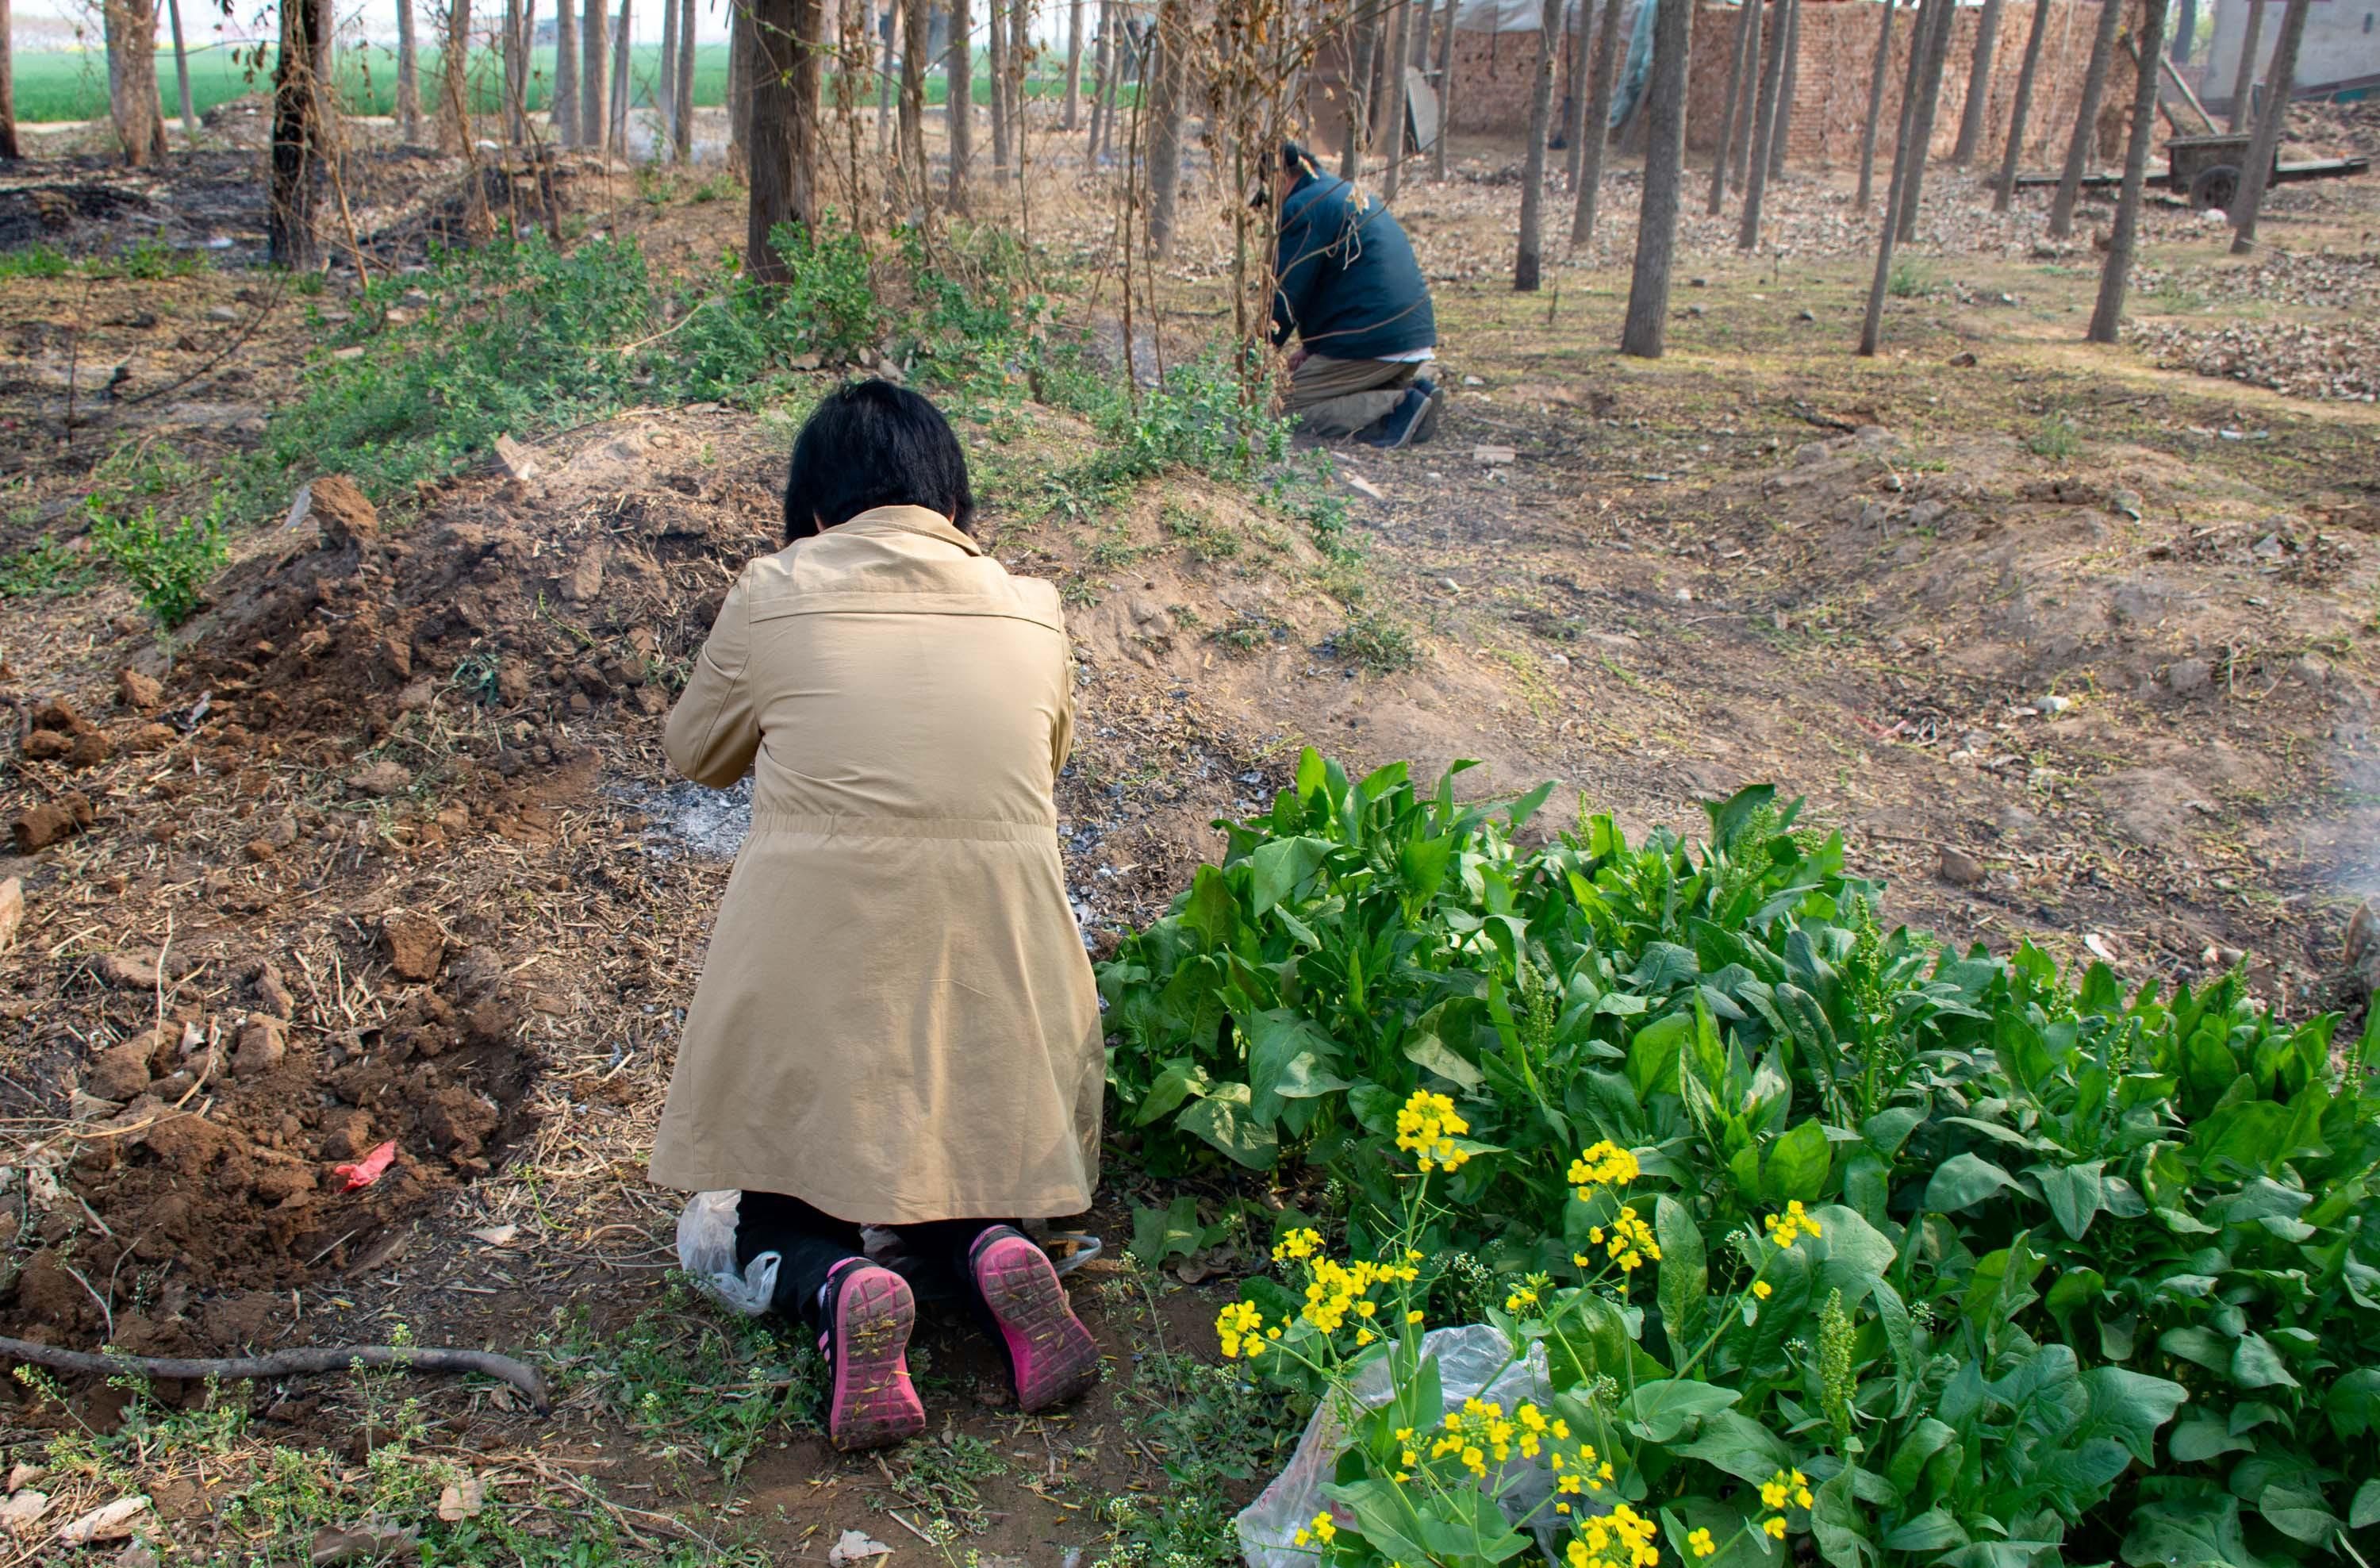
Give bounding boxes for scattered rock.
[319,1110,375,1161]
[381,910,446,982]
[251,961,296,1019]
[117,668,163,709]
[1947,351,1978,367]
[86,1043,155,1102]
[2166,657,2213,695]
[1939,847,1987,886]
[94,951,160,990]
[344,759,412,797]
[1470,444,1517,466]
[11,799,93,856]
[308,1522,418,1564]
[0,877,20,949]
[559,540,608,604]
[493,435,540,482]
[66,730,113,769]
[2347,898,2379,1003]
[21,730,72,762]
[56,1495,150,1547]
[305,475,380,551]
[233,1016,287,1077]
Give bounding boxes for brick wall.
[1316,0,2140,171]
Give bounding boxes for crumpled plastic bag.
[676,1190,782,1316]
[1236,1324,1561,1568]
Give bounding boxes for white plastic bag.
[1235,1325,1560,1568]
[675,1189,782,1317]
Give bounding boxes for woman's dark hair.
[782,379,976,541]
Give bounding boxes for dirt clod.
[0,877,21,949]
[14,792,95,851]
[320,1110,374,1161]
[117,669,163,710]
[305,475,380,551]
[380,911,445,982]
[344,760,413,798]
[94,952,160,990]
[233,1016,288,1077]
[1939,847,1987,886]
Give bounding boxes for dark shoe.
[970,1226,1101,1412]
[818,1259,926,1451]
[1368,385,1438,450]
[1411,381,1446,445]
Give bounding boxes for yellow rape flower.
[1407,1309,1426,1324]
[1688,1528,1717,1559]
[1752,1279,1773,1300]
[1311,1512,1338,1545]
[1567,1140,1641,1198]
[1597,1205,1662,1272]
[1215,1301,1264,1359]
[1762,1201,1822,1248]
[1394,1089,1471,1171]
[1273,1227,1322,1264]
[1506,1286,1539,1312]
[1764,1516,1788,1540]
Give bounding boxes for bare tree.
[728,0,753,162]
[1859,0,1942,354]
[1432,0,1458,178]
[610,0,635,149]
[877,0,898,153]
[1008,0,1027,171]
[270,0,326,266]
[749,0,823,280]
[1949,0,2002,164]
[899,0,928,197]
[1562,0,1591,190]
[1766,0,1797,179]
[1737,0,1789,248]
[2230,0,2308,252]
[1567,0,1622,242]
[555,0,579,141]
[1992,0,2052,209]
[1342,5,1376,177]
[1706,0,1760,214]
[395,0,426,140]
[2226,0,2264,130]
[102,0,168,164]
[1514,0,1563,288]
[2088,0,2167,340]
[166,0,196,138]
[1144,0,1188,250]
[505,0,528,140]
[1852,0,1897,209]
[1621,0,1691,355]
[676,0,697,157]
[1893,0,1952,242]
[1086,0,1113,158]
[988,0,1012,169]
[1383,0,1414,199]
[660,0,680,137]
[947,0,973,209]
[2048,0,2125,239]
[1065,0,1085,127]
[1729,0,1763,186]
[437,0,476,152]
[582,0,609,150]
[0,0,18,162]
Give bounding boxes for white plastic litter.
[676,1189,782,1317]
[1236,1325,1560,1568]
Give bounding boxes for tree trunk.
[1514,0,1562,288]
[166,0,195,137]
[1085,0,1111,157]
[103,0,168,165]
[436,0,472,152]
[1992,0,2052,209]
[1729,0,1763,186]
[1064,0,1084,127]
[1008,0,1027,173]
[2089,0,2166,339]
[1706,0,1759,215]
[505,0,528,140]
[1949,0,2001,164]
[0,0,18,163]
[1568,0,1623,242]
[876,0,897,152]
[1383,0,1414,199]
[2229,0,2307,252]
[677,0,697,156]
[749,0,822,279]
[1366,5,1392,144]
[1144,0,1187,251]
[1765,0,1797,179]
[1852,0,1897,209]
[2226,0,2263,131]
[947,0,973,209]
[898,0,927,195]
[659,0,679,134]
[1859,0,1941,354]
[728,0,753,163]
[608,1,632,150]
[988,0,1011,168]
[1737,0,1789,248]
[2169,0,2192,60]
[2048,0,2125,239]
[1342,7,1375,178]
[582,0,608,149]
[1893,0,1952,241]
[269,0,324,266]
[554,0,578,141]
[1621,0,1691,355]
[1432,0,1458,178]
[395,0,425,140]
[1561,0,1590,190]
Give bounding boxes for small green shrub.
[0,244,73,280]
[1322,609,1419,673]
[1887,257,1934,298]
[2029,413,2082,460]
[0,536,100,598]
[89,501,228,626]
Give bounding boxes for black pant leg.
[889,1216,1024,1309]
[736,1191,866,1328]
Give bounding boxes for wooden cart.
[2015,133,2371,211]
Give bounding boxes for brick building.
[1313,0,2140,171]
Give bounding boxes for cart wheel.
[2189,164,2240,213]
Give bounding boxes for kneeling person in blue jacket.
[1269,141,1445,449]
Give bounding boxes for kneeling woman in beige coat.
[649,381,1104,1451]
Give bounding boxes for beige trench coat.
[647,505,1103,1224]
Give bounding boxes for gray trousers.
[1284,355,1420,437]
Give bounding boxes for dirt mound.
[0,183,157,250]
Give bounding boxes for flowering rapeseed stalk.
[1762,1200,1822,1248]
[1395,1089,1472,1172]
[1568,1139,1641,1197]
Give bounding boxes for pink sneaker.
[970,1227,1100,1412]
[818,1259,925,1451]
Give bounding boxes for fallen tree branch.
[0,1335,551,1413]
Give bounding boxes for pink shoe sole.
[823,1265,926,1451]
[973,1232,1100,1412]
